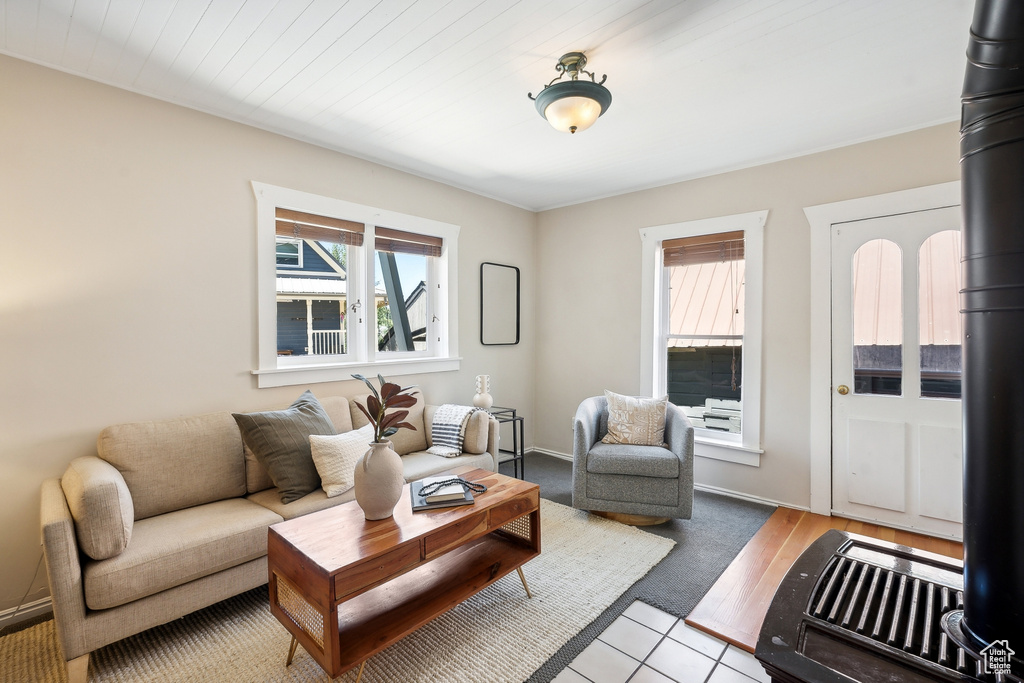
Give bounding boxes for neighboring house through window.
[640,210,767,466]
[252,183,460,388]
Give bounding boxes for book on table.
[410,477,475,512]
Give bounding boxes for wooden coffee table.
[267,466,541,681]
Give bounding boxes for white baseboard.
[693,482,809,511]
[0,596,52,628]
[529,447,572,462]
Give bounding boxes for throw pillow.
[601,390,669,447]
[311,424,375,497]
[232,390,337,504]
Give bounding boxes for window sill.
[694,435,762,466]
[253,357,461,388]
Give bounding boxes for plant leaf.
[354,401,374,424]
[380,382,402,401]
[382,427,398,438]
[394,421,417,432]
[388,394,417,408]
[380,410,409,429]
[366,394,381,418]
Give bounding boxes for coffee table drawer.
[424,511,488,559]
[334,542,420,600]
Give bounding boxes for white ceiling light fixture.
[529,52,612,134]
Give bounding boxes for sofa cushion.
[82,498,282,610]
[98,411,247,520]
[319,396,354,433]
[311,424,374,497]
[61,456,134,561]
[399,450,496,483]
[586,442,680,479]
[424,406,489,455]
[601,391,668,447]
[247,486,354,520]
[243,444,275,494]
[233,390,337,504]
[350,390,427,455]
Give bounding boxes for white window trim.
[640,210,768,466]
[251,182,460,388]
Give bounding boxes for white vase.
[473,374,493,409]
[353,441,404,520]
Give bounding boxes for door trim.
[804,181,960,516]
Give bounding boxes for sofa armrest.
[61,456,134,561]
[40,478,89,661]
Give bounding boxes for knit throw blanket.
[427,404,480,457]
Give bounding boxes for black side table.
[488,406,525,479]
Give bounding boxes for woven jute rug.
[0,499,673,682]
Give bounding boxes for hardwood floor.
[685,508,964,653]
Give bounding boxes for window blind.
[663,230,744,267]
[375,226,443,257]
[275,208,364,246]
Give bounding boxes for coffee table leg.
[286,636,299,666]
[516,566,533,599]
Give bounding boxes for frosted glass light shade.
[532,79,612,134]
[544,96,603,134]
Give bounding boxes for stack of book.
[410,476,475,512]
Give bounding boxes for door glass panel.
[852,239,902,395]
[919,230,962,398]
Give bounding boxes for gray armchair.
[572,395,694,523]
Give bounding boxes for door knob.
[837,385,850,395]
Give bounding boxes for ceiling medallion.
[528,52,612,134]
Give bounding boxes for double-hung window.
[640,210,767,465]
[252,183,460,388]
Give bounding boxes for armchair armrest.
[664,403,695,481]
[573,396,604,458]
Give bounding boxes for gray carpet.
[499,453,775,683]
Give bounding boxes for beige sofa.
[39,393,498,683]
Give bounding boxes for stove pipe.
[960,0,1024,652]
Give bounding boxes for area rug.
[0,499,674,683]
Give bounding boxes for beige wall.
[0,56,536,612]
[534,121,961,508]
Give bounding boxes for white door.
[831,206,963,539]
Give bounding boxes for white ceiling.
[0,0,973,211]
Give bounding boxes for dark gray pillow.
[232,390,337,504]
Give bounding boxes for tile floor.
[551,601,771,683]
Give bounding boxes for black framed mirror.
[480,262,520,345]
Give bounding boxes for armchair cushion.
[61,456,134,561]
[586,442,680,479]
[601,391,668,446]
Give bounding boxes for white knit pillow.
[310,424,374,497]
